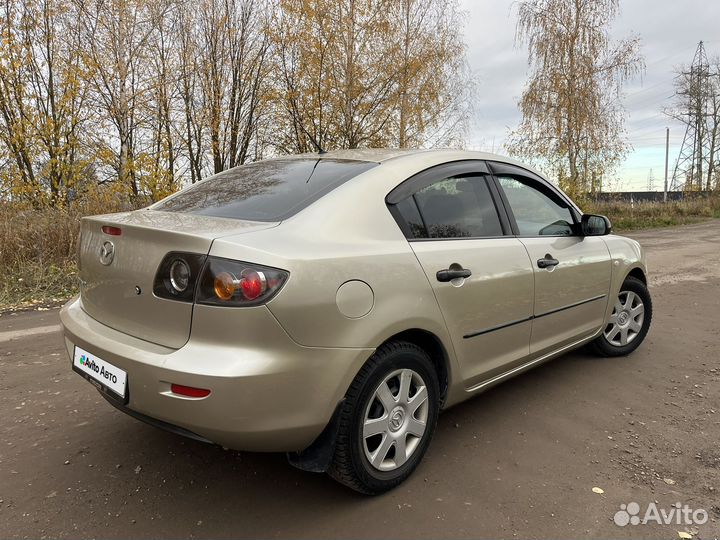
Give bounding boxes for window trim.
[385,160,512,241]
[386,160,490,204]
[488,162,582,238]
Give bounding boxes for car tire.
[589,276,652,357]
[327,340,440,495]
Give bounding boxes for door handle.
[436,268,472,282]
[537,255,559,269]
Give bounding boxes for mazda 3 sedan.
[60,149,652,493]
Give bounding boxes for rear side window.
[153,159,377,221]
[394,176,503,239]
[394,197,427,238]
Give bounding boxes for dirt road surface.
[1,221,719,539]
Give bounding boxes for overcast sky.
[459,0,720,191]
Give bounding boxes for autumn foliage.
[0,0,470,208]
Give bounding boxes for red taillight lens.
[239,269,265,300]
[197,257,288,307]
[170,384,211,398]
[101,225,122,236]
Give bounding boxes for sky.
[459,0,720,191]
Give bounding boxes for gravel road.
[1,221,719,539]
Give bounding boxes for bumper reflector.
[170,383,211,398]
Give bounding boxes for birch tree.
[509,0,643,196]
[390,0,470,148]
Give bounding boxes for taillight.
[153,252,207,302]
[197,257,288,307]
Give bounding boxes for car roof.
[287,147,516,164]
[295,148,581,213]
[258,148,573,211]
[283,148,552,186]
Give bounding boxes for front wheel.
[589,276,652,357]
[328,341,440,494]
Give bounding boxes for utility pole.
[664,127,669,202]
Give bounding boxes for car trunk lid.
[78,210,277,348]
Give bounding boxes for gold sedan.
[61,149,652,493]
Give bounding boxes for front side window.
[497,176,575,236]
[394,175,503,239]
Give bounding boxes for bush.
[0,191,145,310]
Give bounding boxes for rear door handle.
[537,255,559,269]
[436,268,472,282]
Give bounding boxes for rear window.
[153,158,377,221]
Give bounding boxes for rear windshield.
[153,158,377,221]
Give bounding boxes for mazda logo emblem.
[99,241,115,265]
[388,407,405,432]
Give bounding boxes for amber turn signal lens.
[213,271,236,301]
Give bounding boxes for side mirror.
[581,214,612,236]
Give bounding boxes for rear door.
[387,161,535,388]
[489,162,612,355]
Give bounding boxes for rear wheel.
[328,341,439,494]
[589,276,652,357]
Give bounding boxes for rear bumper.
[60,296,373,451]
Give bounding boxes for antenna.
[299,128,326,155]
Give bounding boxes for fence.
[590,191,712,203]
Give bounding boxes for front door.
[491,165,612,355]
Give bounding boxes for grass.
[1,194,719,311]
[0,196,142,312]
[583,196,720,232]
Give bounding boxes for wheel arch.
[626,266,647,285]
[288,327,451,474]
[376,328,450,407]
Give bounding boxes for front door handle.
[537,255,559,269]
[436,268,472,282]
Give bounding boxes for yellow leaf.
[678,532,692,539]
[591,487,604,494]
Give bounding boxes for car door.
[386,161,535,388]
[489,162,612,355]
